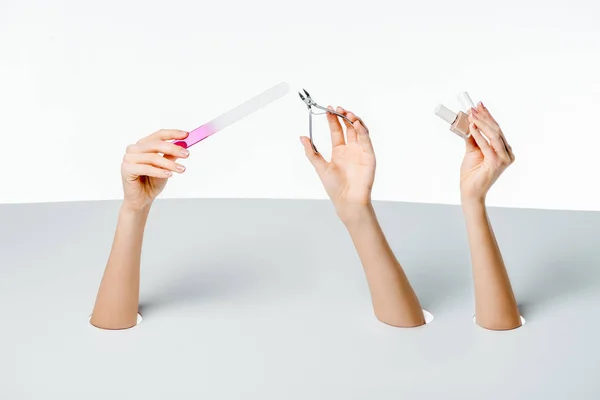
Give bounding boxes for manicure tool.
[298,89,353,153]
[174,82,290,149]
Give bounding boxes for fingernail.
[327,105,333,110]
[164,170,173,176]
[176,165,186,172]
[471,107,478,115]
[180,149,190,157]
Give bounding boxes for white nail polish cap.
[458,91,475,111]
[434,104,457,125]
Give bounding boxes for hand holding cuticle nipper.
[298,88,355,153]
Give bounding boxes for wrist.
[121,201,152,216]
[337,203,376,228]
[461,197,487,223]
[461,195,486,211]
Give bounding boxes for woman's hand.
[300,107,423,327]
[121,129,190,211]
[460,102,515,203]
[300,107,376,224]
[458,103,521,330]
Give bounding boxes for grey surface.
[1,199,599,399]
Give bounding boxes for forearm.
[343,205,424,327]
[462,199,521,330]
[90,204,150,329]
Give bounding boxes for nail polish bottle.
[457,91,475,112]
[435,91,476,139]
[434,104,471,138]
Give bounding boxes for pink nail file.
[174,82,290,149]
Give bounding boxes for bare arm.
[90,129,189,329]
[460,101,521,330]
[301,106,424,327]
[345,206,424,327]
[90,205,149,329]
[462,199,520,330]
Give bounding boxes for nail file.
[174,82,290,149]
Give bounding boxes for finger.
[477,102,510,149]
[469,123,496,160]
[343,111,368,135]
[127,141,190,159]
[123,153,186,174]
[326,106,345,147]
[475,103,514,163]
[506,143,515,162]
[477,102,500,125]
[464,109,478,152]
[501,137,516,163]
[122,162,173,179]
[138,129,189,144]
[477,101,512,154]
[470,109,511,162]
[343,110,374,155]
[337,107,357,144]
[356,122,375,155]
[300,136,328,174]
[472,105,511,151]
[339,106,370,133]
[465,134,478,153]
[475,102,496,125]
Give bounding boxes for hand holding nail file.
[434,91,476,139]
[174,82,290,149]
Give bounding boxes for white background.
[1,0,599,210]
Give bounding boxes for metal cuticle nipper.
[298,88,353,154]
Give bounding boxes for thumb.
[300,136,328,174]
